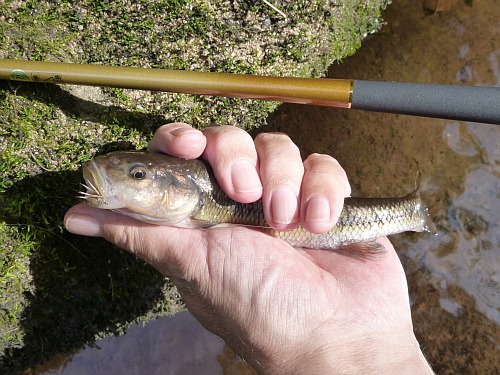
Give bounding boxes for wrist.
[253,331,433,375]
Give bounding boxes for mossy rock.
[0,0,389,372]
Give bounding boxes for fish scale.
[81,151,436,257]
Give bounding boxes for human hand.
[65,123,432,374]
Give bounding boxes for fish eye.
[129,164,147,180]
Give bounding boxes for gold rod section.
[0,59,353,108]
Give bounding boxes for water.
[39,311,225,375]
[40,0,499,373]
[408,122,500,324]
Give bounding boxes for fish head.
[81,151,202,225]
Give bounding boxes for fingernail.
[230,160,262,194]
[170,127,202,138]
[65,214,102,237]
[305,195,331,223]
[271,189,299,225]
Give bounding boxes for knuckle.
[205,126,254,158]
[267,174,300,188]
[255,132,290,143]
[256,132,294,148]
[205,125,249,142]
[255,132,301,159]
[303,153,351,196]
[303,154,345,175]
[304,153,338,166]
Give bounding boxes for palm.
[174,226,412,361]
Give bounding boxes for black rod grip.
[351,80,500,125]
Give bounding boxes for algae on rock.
[0,0,389,373]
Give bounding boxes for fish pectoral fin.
[205,223,233,229]
[336,241,388,260]
[189,220,271,230]
[188,218,218,228]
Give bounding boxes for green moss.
[0,0,390,372]
[0,1,76,61]
[0,224,34,356]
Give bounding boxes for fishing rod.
[0,59,499,124]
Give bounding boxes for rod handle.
[352,80,500,124]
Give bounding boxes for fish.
[79,151,436,257]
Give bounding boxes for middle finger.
[254,133,304,230]
[202,126,263,203]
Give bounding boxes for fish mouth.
[78,160,126,209]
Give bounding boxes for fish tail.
[410,174,437,234]
[419,200,437,234]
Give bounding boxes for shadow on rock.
[0,168,178,374]
[0,81,169,135]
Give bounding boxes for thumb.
[64,203,205,278]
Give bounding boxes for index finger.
[147,122,207,159]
